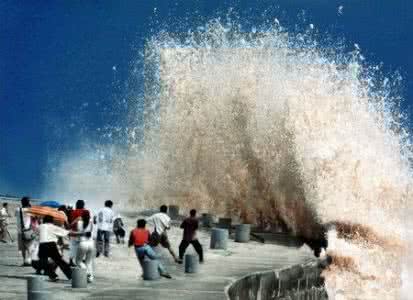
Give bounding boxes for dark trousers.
[39,242,72,280]
[96,230,111,256]
[179,239,203,261]
[114,228,125,244]
[32,259,57,275]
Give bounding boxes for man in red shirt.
[68,200,87,266]
[129,219,171,279]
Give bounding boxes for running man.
[147,205,181,263]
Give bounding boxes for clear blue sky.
[0,0,412,197]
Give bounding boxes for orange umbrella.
[27,206,67,225]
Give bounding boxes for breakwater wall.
[226,260,328,300]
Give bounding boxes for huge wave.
[45,19,412,298]
[139,20,412,299]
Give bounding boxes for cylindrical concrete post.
[142,259,160,280]
[184,254,199,273]
[210,228,229,249]
[217,218,232,231]
[235,224,251,243]
[71,267,87,288]
[201,213,214,227]
[168,205,179,220]
[27,276,49,300]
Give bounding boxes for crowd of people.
[0,197,204,283]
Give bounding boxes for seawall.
[226,260,328,300]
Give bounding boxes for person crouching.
[128,219,171,279]
[38,215,72,281]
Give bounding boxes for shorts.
[160,232,171,249]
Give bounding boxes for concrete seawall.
[226,260,328,300]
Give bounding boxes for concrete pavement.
[0,212,315,300]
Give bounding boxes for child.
[179,209,204,263]
[113,215,126,244]
[128,219,171,279]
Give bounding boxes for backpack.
[149,228,161,247]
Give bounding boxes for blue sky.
[0,0,412,197]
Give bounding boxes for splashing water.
[139,20,412,298]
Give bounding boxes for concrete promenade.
[0,211,315,300]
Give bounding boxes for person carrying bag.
[20,207,35,242]
[16,197,35,266]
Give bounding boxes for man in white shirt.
[95,200,114,257]
[38,215,72,281]
[15,197,34,266]
[147,205,181,263]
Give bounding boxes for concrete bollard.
[142,259,160,280]
[27,276,49,300]
[184,254,199,273]
[217,218,232,230]
[201,213,214,227]
[168,205,179,220]
[71,267,87,288]
[235,224,251,243]
[210,228,229,250]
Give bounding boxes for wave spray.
[139,20,412,298]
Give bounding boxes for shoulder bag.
[20,208,35,242]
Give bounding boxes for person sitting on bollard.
[179,209,204,263]
[70,210,95,283]
[147,205,181,263]
[113,214,126,244]
[129,219,172,279]
[95,200,115,257]
[38,215,72,281]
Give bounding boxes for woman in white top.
[71,210,95,283]
[38,215,72,281]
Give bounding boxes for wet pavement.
[0,210,315,300]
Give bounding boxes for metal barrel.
[184,254,199,273]
[201,213,214,227]
[210,228,229,250]
[71,267,87,288]
[235,224,251,243]
[27,276,49,300]
[168,205,179,220]
[142,259,160,280]
[217,218,232,230]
